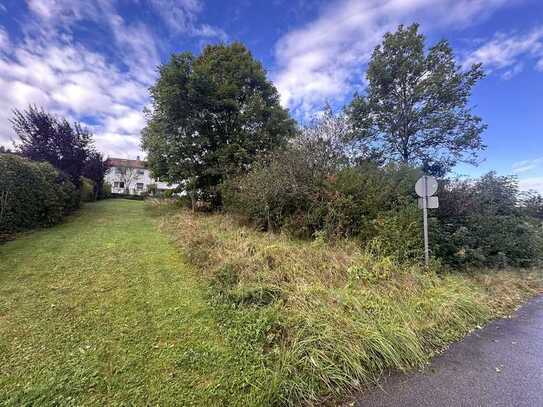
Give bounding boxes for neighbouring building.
[104,157,178,195]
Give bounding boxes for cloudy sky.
[0,0,542,191]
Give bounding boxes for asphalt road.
[356,295,543,407]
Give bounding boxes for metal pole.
[423,195,429,267]
[422,176,429,267]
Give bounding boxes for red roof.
[105,158,147,169]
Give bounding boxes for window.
[136,183,144,190]
[116,168,123,174]
[114,182,119,188]
[119,182,125,189]
[137,169,145,175]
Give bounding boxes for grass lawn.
[0,200,271,406]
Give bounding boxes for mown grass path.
[0,200,261,406]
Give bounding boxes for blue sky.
[0,0,542,192]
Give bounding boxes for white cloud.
[272,0,512,117]
[463,27,543,79]
[149,0,202,32]
[0,36,149,158]
[513,158,543,194]
[26,0,60,19]
[24,0,161,86]
[148,0,227,40]
[192,24,228,41]
[26,0,103,25]
[0,0,226,158]
[103,111,147,135]
[512,157,543,174]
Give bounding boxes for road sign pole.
[422,196,429,267]
[415,175,438,268]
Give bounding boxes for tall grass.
[149,202,542,405]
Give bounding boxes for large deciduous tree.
[11,105,93,187]
[141,43,297,206]
[347,24,486,174]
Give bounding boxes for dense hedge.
[0,154,79,239]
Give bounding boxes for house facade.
[104,157,178,195]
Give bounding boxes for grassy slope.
[0,200,271,406]
[155,203,543,405]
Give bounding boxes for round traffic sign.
[415,175,438,197]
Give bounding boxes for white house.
[104,157,178,195]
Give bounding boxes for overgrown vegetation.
[150,201,542,405]
[0,153,79,240]
[223,115,543,267]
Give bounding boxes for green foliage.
[224,144,421,244]
[222,147,322,234]
[0,153,78,239]
[370,203,423,262]
[102,182,112,198]
[520,190,543,220]
[82,150,109,199]
[11,105,95,187]
[80,177,96,202]
[226,151,542,267]
[432,172,543,267]
[142,43,297,206]
[347,23,486,172]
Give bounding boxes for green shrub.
[0,153,78,239]
[432,172,543,267]
[223,149,421,242]
[520,190,543,220]
[80,176,96,202]
[102,182,112,199]
[224,150,542,268]
[370,203,423,262]
[222,147,321,234]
